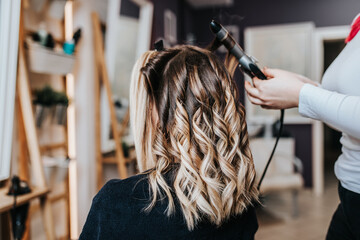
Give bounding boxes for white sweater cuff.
[298,83,321,119]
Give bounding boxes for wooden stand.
[92,12,137,190]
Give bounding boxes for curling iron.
[210,20,285,190]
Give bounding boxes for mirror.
[101,0,153,152]
[0,0,21,181]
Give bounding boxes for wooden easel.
[0,19,55,239]
[91,12,132,190]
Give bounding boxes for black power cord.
[7,176,31,240]
[257,109,284,190]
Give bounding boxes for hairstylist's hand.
[244,68,317,109]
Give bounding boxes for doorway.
[322,39,345,187]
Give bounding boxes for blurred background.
[0,0,359,239]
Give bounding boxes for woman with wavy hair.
[80,45,259,240]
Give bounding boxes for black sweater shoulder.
[79,173,258,240]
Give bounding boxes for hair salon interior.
[0,0,359,239]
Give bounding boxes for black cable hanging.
[257,109,284,190]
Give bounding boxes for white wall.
[73,0,120,235]
[73,0,100,235]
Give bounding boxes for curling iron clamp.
[209,20,285,190]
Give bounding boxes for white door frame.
[311,25,349,195]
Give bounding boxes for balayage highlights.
[129,45,258,230]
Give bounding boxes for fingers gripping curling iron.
[210,20,285,190]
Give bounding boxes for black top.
[79,172,258,240]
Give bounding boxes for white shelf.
[26,39,75,75]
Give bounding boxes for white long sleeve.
[299,84,360,139]
[298,24,360,193]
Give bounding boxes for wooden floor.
[256,174,339,240]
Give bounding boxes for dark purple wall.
[283,124,313,187]
[151,0,360,53]
[150,0,195,47]
[187,0,360,46]
[150,0,188,48]
[120,0,140,19]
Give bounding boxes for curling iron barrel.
[210,20,267,80]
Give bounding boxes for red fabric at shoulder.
[345,13,360,43]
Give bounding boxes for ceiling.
[186,0,234,9]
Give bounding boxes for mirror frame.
[0,0,21,181]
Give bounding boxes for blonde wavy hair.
[129,45,258,230]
